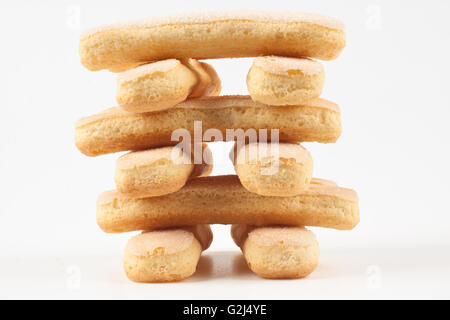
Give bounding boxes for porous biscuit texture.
[75,96,342,157]
[96,175,359,233]
[79,11,345,71]
[247,56,325,105]
[116,59,197,113]
[115,144,212,198]
[124,225,212,282]
[233,142,313,196]
[231,225,319,279]
[116,59,221,113]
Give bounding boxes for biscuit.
[199,62,221,97]
[188,143,214,178]
[232,142,313,196]
[116,59,197,113]
[96,175,359,233]
[124,225,212,282]
[181,58,221,98]
[231,225,319,279]
[75,96,342,157]
[109,62,147,73]
[79,11,346,71]
[115,144,212,198]
[247,56,325,105]
[116,59,221,113]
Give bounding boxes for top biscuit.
[79,11,346,71]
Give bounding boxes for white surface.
[2,247,449,299]
[1,0,450,299]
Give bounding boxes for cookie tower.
[75,11,359,282]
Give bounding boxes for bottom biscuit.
[124,225,212,282]
[231,225,319,279]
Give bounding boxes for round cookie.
[247,56,325,106]
[233,142,313,196]
[231,225,319,279]
[115,144,212,198]
[124,225,212,282]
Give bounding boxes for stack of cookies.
[75,11,360,282]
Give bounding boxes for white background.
[0,0,449,299]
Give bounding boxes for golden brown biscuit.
[115,144,212,198]
[79,11,346,71]
[232,142,313,196]
[181,58,221,98]
[109,62,147,73]
[247,56,325,105]
[188,143,213,178]
[116,59,196,113]
[96,175,359,233]
[199,62,221,97]
[231,225,319,279]
[124,225,212,282]
[75,96,342,157]
[116,59,221,113]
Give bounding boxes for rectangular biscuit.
[79,11,346,71]
[75,95,342,156]
[97,175,359,233]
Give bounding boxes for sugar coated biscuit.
[124,225,212,282]
[96,175,359,233]
[116,59,221,113]
[75,96,342,157]
[109,62,147,73]
[199,62,221,97]
[233,142,313,196]
[116,59,197,113]
[181,58,221,98]
[247,56,325,105]
[115,144,212,198]
[231,225,319,279]
[79,11,345,71]
[188,143,214,178]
